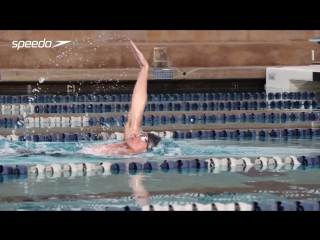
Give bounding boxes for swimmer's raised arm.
[86,41,150,155]
[124,40,149,139]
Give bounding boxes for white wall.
[265,66,320,101]
[266,67,314,90]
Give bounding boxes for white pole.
[312,50,314,61]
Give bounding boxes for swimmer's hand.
[130,40,149,69]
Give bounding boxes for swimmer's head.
[146,133,161,150]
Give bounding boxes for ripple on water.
[0,137,319,164]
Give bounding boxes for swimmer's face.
[125,132,148,152]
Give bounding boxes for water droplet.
[32,88,40,93]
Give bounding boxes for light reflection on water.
[0,164,320,210]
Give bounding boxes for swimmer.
[88,40,161,155]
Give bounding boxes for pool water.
[0,136,319,210]
[1,136,319,162]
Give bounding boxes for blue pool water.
[0,136,320,210]
[0,136,319,163]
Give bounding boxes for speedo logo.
[12,39,71,50]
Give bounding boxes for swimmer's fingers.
[130,40,141,54]
[129,40,148,68]
[129,40,136,49]
[130,40,143,67]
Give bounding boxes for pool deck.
[0,67,267,82]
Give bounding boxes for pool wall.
[0,30,319,70]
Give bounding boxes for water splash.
[39,77,45,83]
[0,137,319,164]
